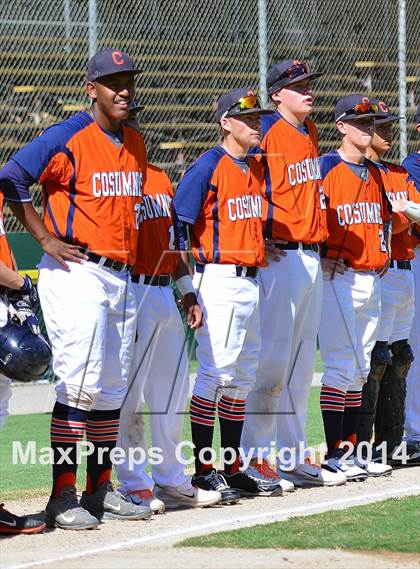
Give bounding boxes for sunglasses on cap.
[284,61,310,80]
[337,101,380,121]
[226,94,263,117]
[353,102,379,114]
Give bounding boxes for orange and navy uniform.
[402,151,420,192]
[173,146,265,267]
[375,160,420,261]
[0,193,14,270]
[320,150,390,270]
[258,111,328,243]
[134,163,178,276]
[0,112,147,265]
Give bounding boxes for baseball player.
[318,94,392,480]
[0,192,47,534]
[116,107,221,511]
[0,49,153,529]
[174,88,284,501]
[357,100,419,462]
[240,59,345,489]
[398,105,420,465]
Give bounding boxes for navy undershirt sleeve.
[0,159,35,203]
[173,148,224,224]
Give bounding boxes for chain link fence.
[0,0,419,233]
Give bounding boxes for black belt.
[132,274,171,286]
[195,264,259,278]
[390,260,411,270]
[84,251,130,273]
[275,242,319,252]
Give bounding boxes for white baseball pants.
[377,266,415,343]
[117,283,191,492]
[0,298,11,429]
[192,264,261,402]
[405,252,420,442]
[37,254,137,411]
[241,250,322,457]
[319,269,381,392]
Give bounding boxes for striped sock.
[343,390,363,449]
[320,385,346,456]
[85,408,120,495]
[50,402,87,499]
[190,395,217,475]
[218,395,246,475]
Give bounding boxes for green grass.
[0,386,323,500]
[179,495,420,554]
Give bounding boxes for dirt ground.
[1,466,419,569]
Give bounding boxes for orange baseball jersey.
[258,111,328,243]
[173,146,265,266]
[8,112,147,265]
[376,160,420,261]
[0,193,14,270]
[320,151,390,270]
[134,163,178,275]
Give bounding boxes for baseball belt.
[131,274,171,286]
[389,260,411,270]
[274,242,319,252]
[81,249,131,273]
[195,264,259,278]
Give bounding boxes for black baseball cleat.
[220,467,283,497]
[388,441,420,467]
[0,504,46,535]
[192,470,241,505]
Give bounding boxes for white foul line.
[7,484,420,569]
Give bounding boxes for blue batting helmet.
[0,319,52,382]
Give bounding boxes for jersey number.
[168,226,176,250]
[378,228,387,252]
[319,186,327,210]
[134,203,141,229]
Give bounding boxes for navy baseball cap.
[368,98,403,125]
[416,105,420,126]
[87,49,142,82]
[266,59,322,95]
[216,88,273,122]
[335,94,383,122]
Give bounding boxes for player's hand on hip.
[321,257,347,278]
[40,234,89,270]
[264,239,288,262]
[181,293,204,329]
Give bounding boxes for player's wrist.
[176,275,195,297]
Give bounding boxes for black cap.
[266,59,322,95]
[216,88,273,122]
[416,105,420,127]
[129,99,145,113]
[369,98,403,124]
[87,49,142,82]
[335,94,383,122]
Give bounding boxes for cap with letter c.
[87,48,142,82]
[216,88,273,122]
[335,94,384,122]
[367,97,403,124]
[266,59,323,95]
